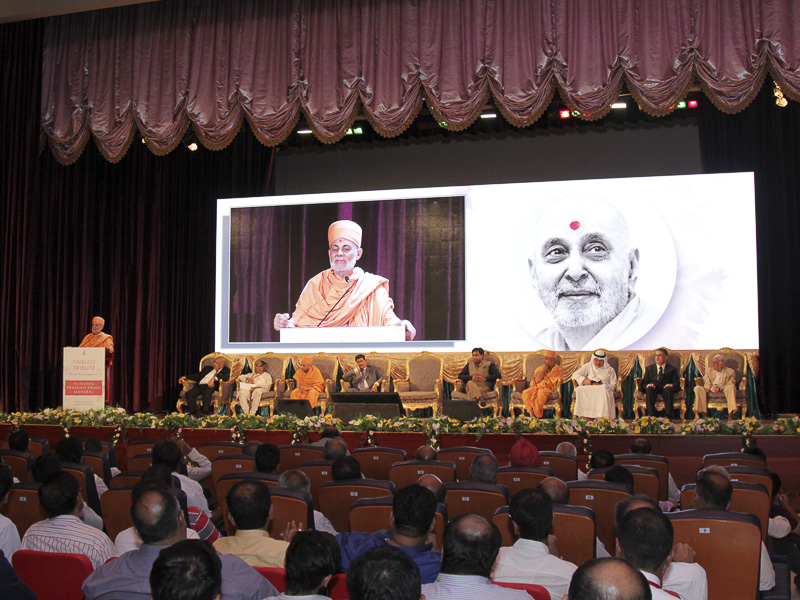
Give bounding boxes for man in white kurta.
[694,353,737,419]
[572,350,617,419]
[236,359,273,415]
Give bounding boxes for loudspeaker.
[334,402,402,423]
[442,400,483,422]
[275,399,313,417]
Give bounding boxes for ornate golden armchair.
[570,349,623,417]
[450,351,503,416]
[340,352,392,392]
[230,353,290,417]
[694,348,749,418]
[286,353,339,415]
[395,351,443,415]
[510,351,563,418]
[177,352,242,415]
[633,349,686,420]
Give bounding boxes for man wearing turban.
[273,220,416,340]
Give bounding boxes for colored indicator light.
[559,110,570,119]
[677,101,687,109]
[688,100,698,108]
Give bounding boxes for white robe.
[572,358,617,419]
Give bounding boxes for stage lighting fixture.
[611,102,627,109]
[559,110,570,119]
[297,129,313,134]
[676,101,686,109]
[480,112,497,119]
[187,142,198,151]
[688,100,698,108]
[774,84,788,107]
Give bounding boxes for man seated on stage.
[342,354,386,392]
[179,356,230,416]
[235,359,272,416]
[521,349,562,417]
[694,353,737,421]
[290,357,325,409]
[456,348,501,403]
[79,316,114,357]
[572,350,617,419]
[640,347,680,418]
[273,219,416,340]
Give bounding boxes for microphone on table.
[318,276,353,327]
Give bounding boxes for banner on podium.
[63,347,106,411]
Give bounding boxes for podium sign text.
[63,347,105,411]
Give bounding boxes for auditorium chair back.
[566,480,630,555]
[587,465,659,499]
[318,479,395,533]
[495,466,553,498]
[538,451,578,482]
[388,460,456,490]
[13,550,94,600]
[279,444,325,471]
[351,447,406,481]
[615,453,670,501]
[437,446,492,481]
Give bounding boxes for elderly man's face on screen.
[529,197,639,334]
[329,237,363,279]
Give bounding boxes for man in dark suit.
[639,347,680,418]
[342,354,386,392]
[179,357,230,415]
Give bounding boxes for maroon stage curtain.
[41,0,800,165]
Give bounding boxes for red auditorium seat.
[13,550,94,600]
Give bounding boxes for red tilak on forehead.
[570,221,581,230]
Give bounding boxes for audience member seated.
[422,514,529,600]
[84,438,121,478]
[242,441,262,456]
[417,474,446,504]
[312,426,344,448]
[492,488,577,599]
[337,484,441,583]
[692,467,774,591]
[83,485,275,600]
[32,453,104,530]
[214,480,290,567]
[0,467,21,559]
[278,469,337,535]
[0,549,35,600]
[324,438,349,462]
[332,456,363,481]
[153,438,211,518]
[416,445,438,461]
[347,546,422,600]
[590,449,615,470]
[556,441,587,479]
[508,439,540,467]
[470,454,499,484]
[567,557,651,600]
[630,437,680,504]
[7,430,31,456]
[150,539,222,600]
[615,494,707,600]
[604,465,635,493]
[265,530,341,600]
[21,471,114,568]
[255,443,282,474]
[56,436,108,496]
[173,437,213,482]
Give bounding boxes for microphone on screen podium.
[317,275,353,327]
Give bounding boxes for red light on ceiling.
[559,110,571,119]
[688,100,698,108]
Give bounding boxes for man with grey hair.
[278,469,337,535]
[469,454,498,484]
[693,354,737,420]
[528,196,651,351]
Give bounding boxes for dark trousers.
[185,384,214,414]
[645,385,674,417]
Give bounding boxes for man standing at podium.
[79,316,114,405]
[342,354,386,392]
[273,220,416,340]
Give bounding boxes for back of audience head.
[0,465,13,503]
[630,438,652,454]
[416,473,446,503]
[142,463,176,488]
[509,438,540,467]
[693,468,733,510]
[150,539,221,600]
[227,480,271,531]
[415,445,438,461]
[152,438,183,472]
[769,471,781,499]
[8,429,30,453]
[242,440,262,456]
[278,469,311,496]
[320,425,341,440]
[254,443,281,474]
[39,471,80,518]
[132,486,183,544]
[469,453,498,484]
[347,546,421,600]
[604,465,635,492]
[742,445,766,459]
[441,514,502,578]
[392,485,436,539]
[509,488,552,543]
[614,494,659,527]
[538,476,569,505]
[616,507,673,577]
[83,438,104,453]
[33,454,61,483]
[556,441,577,456]
[590,449,615,469]
[285,530,341,596]
[332,455,362,480]
[568,557,651,600]
[324,438,349,461]
[56,436,84,464]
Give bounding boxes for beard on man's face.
[539,269,631,330]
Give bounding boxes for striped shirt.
[422,573,531,600]
[21,514,115,568]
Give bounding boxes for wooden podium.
[279,325,405,344]
[63,347,106,411]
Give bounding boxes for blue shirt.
[336,529,441,583]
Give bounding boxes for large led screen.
[216,173,758,353]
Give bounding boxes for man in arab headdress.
[273,220,416,340]
[571,350,617,419]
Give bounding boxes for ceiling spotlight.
[775,84,788,108]
[187,142,198,151]
[297,129,313,134]
[611,102,627,109]
[480,112,497,119]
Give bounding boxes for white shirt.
[314,510,337,535]
[642,570,681,599]
[186,448,212,482]
[94,473,108,497]
[175,472,210,517]
[662,561,708,600]
[768,515,791,539]
[759,540,775,590]
[0,513,21,560]
[491,537,577,600]
[114,526,199,555]
[199,369,218,385]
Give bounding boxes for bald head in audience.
[692,468,733,510]
[556,441,577,456]
[324,438,349,461]
[415,445,438,461]
[441,514,502,578]
[567,557,652,600]
[538,476,569,504]
[416,474,446,503]
[132,486,185,546]
[469,453,498,484]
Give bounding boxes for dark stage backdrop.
[1,20,797,414]
[228,198,465,343]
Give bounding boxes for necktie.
[360,369,367,391]
[657,366,663,381]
